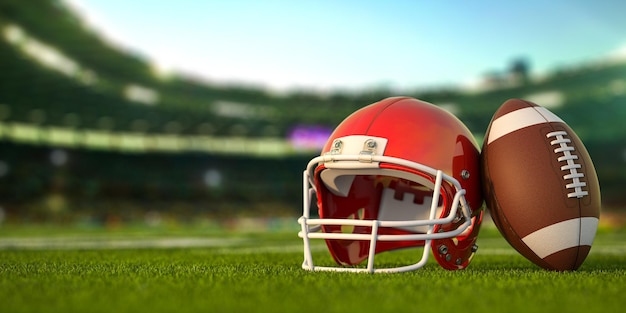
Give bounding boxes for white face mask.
[298,135,477,273]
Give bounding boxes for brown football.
[481,98,601,271]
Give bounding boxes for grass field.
[1,224,625,313]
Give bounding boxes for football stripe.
[535,106,564,123]
[521,217,599,259]
[487,107,564,145]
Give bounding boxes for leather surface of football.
[481,98,601,271]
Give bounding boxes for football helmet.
[298,97,484,273]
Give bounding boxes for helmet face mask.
[298,97,484,273]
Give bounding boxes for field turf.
[0,225,625,313]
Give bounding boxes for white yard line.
[0,236,624,256]
[0,237,249,250]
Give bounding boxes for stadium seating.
[0,1,624,224]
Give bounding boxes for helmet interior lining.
[319,168,443,233]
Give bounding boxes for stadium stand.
[0,0,624,225]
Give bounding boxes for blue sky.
[67,0,626,92]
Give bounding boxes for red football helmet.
[298,97,484,273]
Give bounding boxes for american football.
[481,98,601,271]
[2,2,626,312]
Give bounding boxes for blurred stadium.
[0,0,624,228]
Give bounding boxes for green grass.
[0,226,625,313]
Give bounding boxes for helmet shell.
[313,97,483,269]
